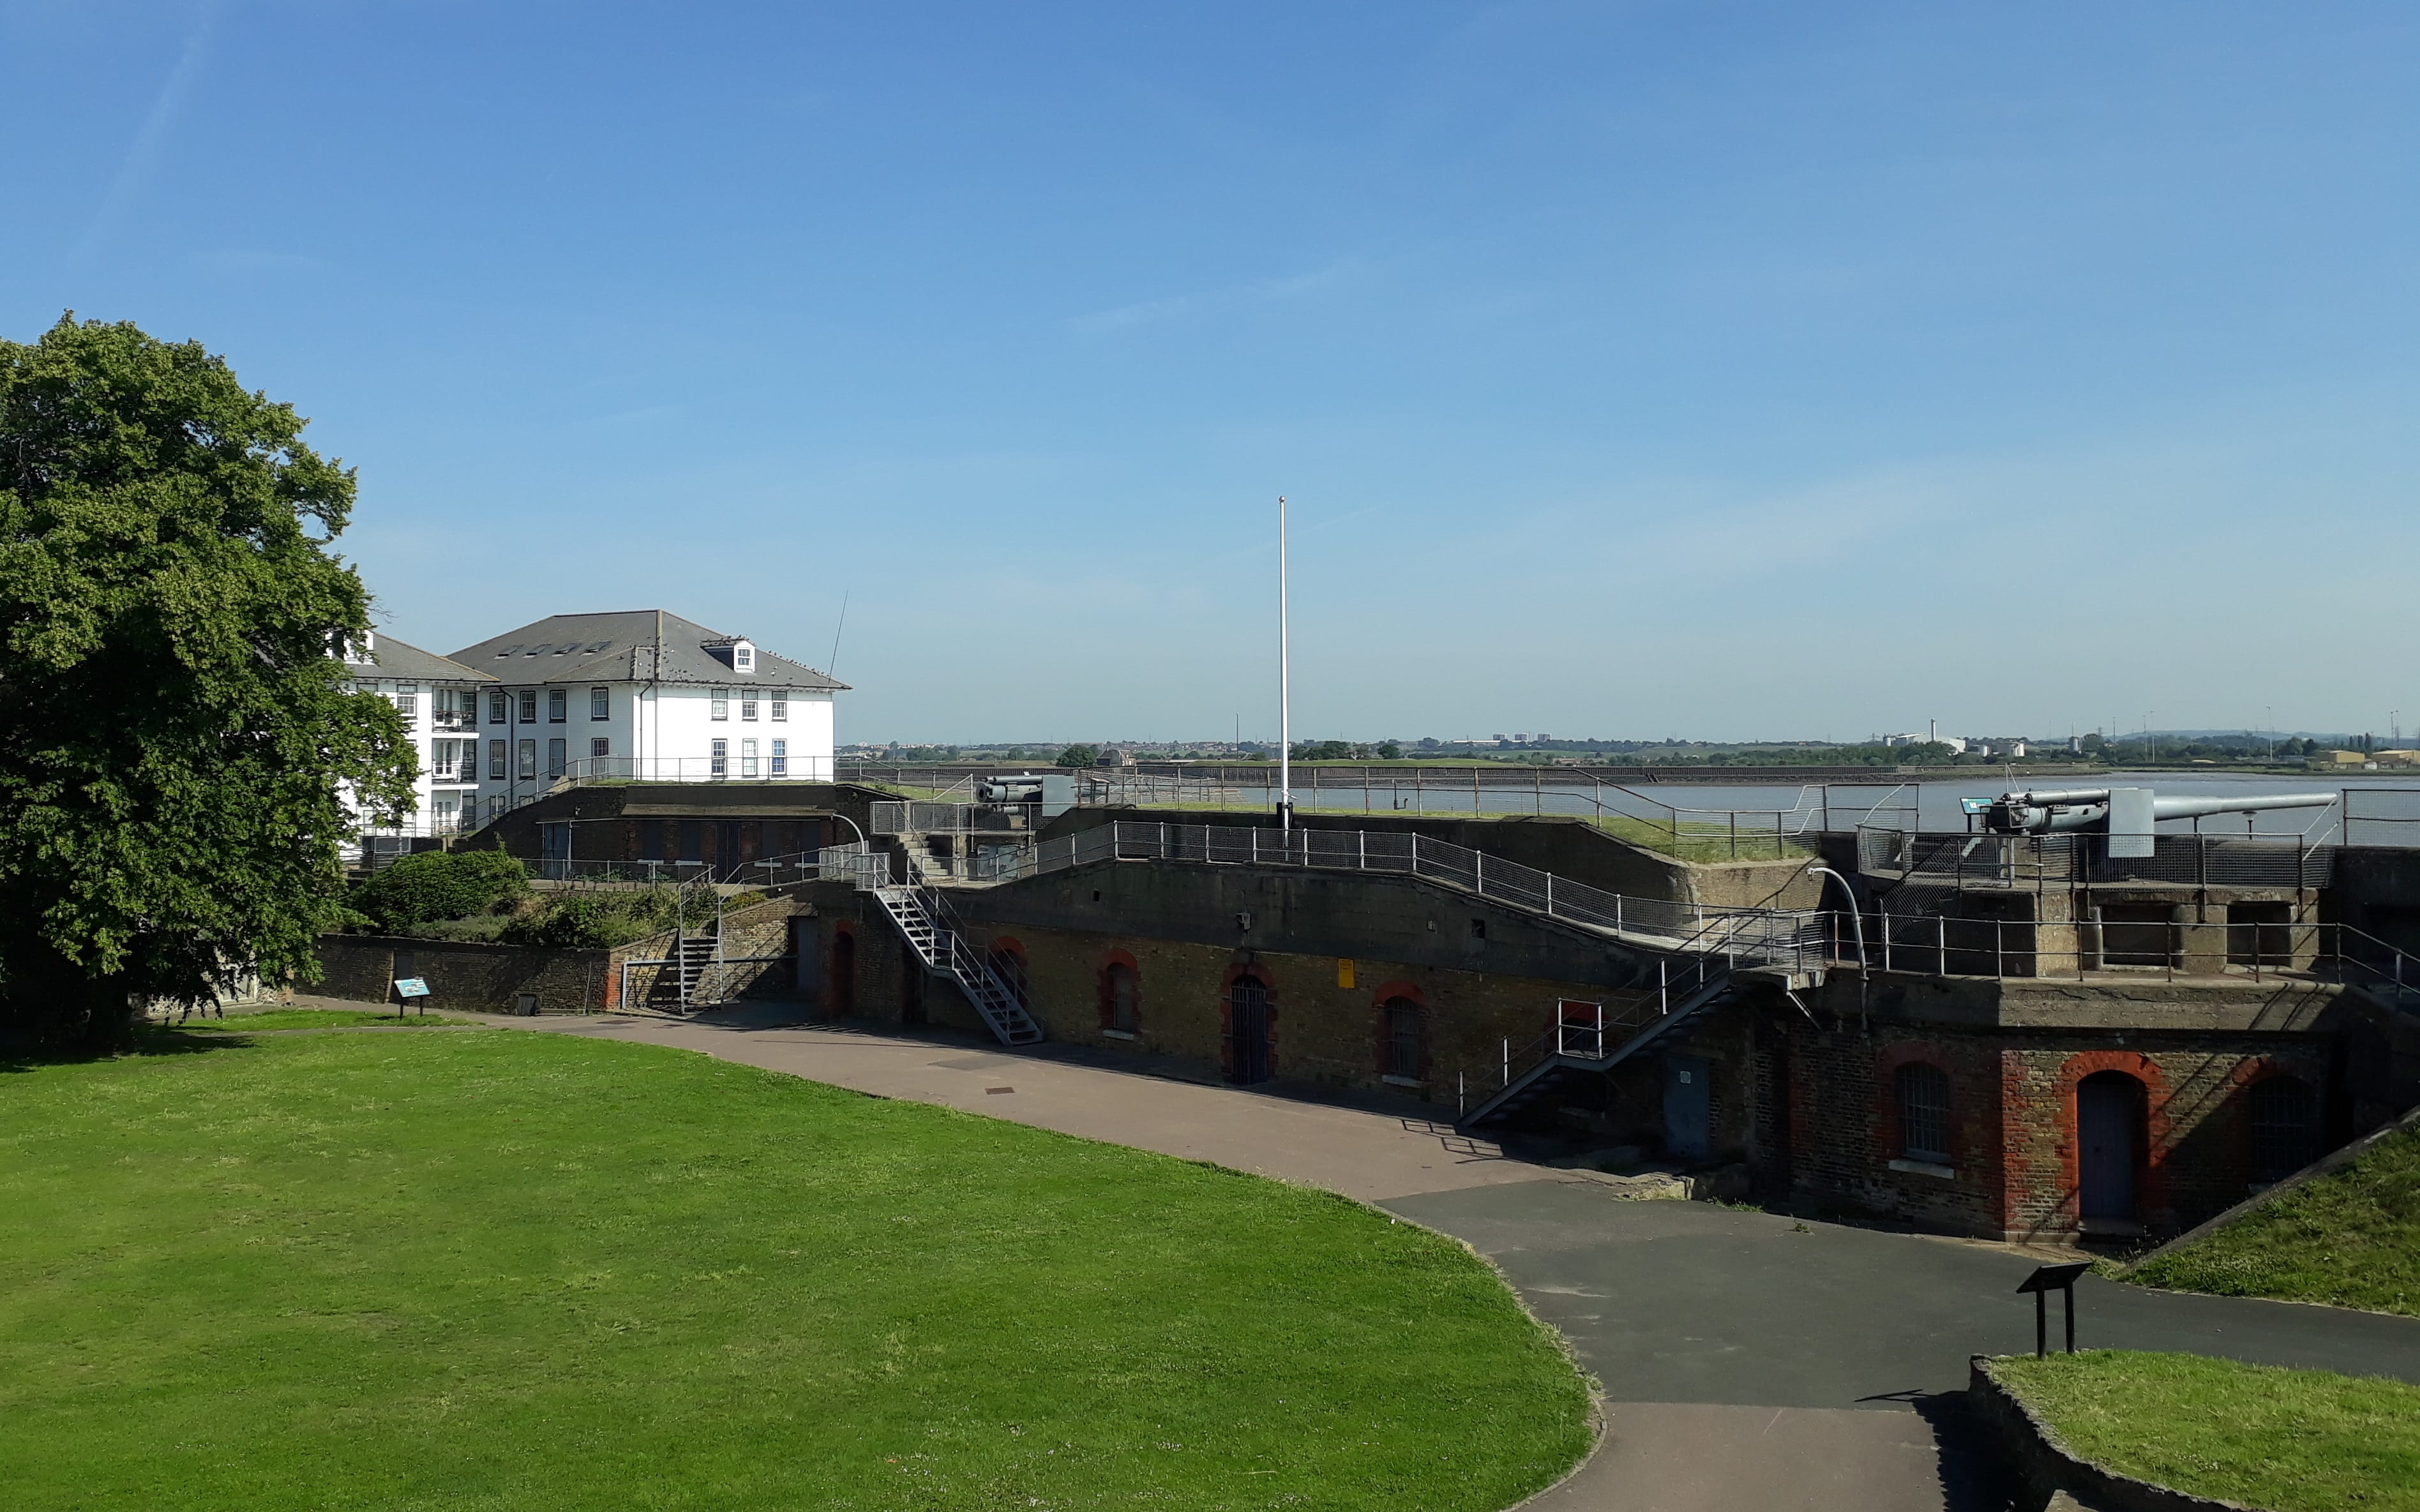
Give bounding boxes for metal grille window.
[771,693,788,722]
[1385,998,1422,1080]
[1897,1063,1951,1162]
[741,738,759,777]
[548,689,567,723]
[1106,962,1139,1032]
[2250,1076,2318,1183]
[710,738,727,777]
[769,739,787,776]
[589,687,609,721]
[516,740,537,780]
[488,740,507,779]
[517,689,537,723]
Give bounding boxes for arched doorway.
[2077,1071,2145,1228]
[1228,976,1272,1085]
[831,930,856,1017]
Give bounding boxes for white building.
[342,631,497,841]
[449,610,848,823]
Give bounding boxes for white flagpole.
[1278,495,1292,832]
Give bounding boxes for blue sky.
[8,2,2419,744]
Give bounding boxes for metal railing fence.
[1859,828,2338,890]
[986,821,1831,973]
[1860,915,2420,999]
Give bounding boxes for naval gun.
[1980,786,2336,858]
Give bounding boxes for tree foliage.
[0,315,415,1049]
[1056,744,1099,768]
[347,849,530,934]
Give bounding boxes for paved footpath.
[405,1005,2420,1512]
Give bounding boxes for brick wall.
[315,934,612,1015]
[1775,1015,2339,1241]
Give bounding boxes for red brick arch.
[2055,1051,2170,1225]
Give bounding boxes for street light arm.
[1805,864,1868,1033]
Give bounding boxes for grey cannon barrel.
[1984,787,2336,835]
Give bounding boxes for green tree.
[0,315,414,1051]
[1057,744,1099,768]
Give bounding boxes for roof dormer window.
[735,645,755,671]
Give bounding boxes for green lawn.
[2127,1122,2420,1317]
[162,1007,474,1031]
[1988,1351,2420,1512]
[0,1030,1591,1511]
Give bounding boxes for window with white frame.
[517,739,537,780]
[489,740,507,779]
[710,738,728,777]
[590,687,608,721]
[741,691,758,721]
[770,738,787,776]
[771,692,788,721]
[548,688,567,723]
[741,738,759,777]
[488,690,507,724]
[517,689,537,723]
[735,645,754,671]
[393,685,419,718]
[711,695,728,721]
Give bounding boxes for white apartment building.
[449,610,847,823]
[340,631,497,839]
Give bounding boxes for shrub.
[348,849,529,933]
[499,887,684,950]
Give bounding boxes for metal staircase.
[873,862,1043,1046]
[1460,957,1741,1128]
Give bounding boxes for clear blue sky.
[9,3,2418,744]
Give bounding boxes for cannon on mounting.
[1980,786,2335,857]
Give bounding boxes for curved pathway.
[311,1002,2420,1511]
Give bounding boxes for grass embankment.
[162,1008,474,1031]
[1990,1351,2420,1512]
[0,1030,1591,1511]
[2127,1121,2420,1317]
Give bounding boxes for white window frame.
[711,695,728,721]
[547,688,567,724]
[770,692,788,722]
[735,645,755,671]
[710,738,728,777]
[517,689,537,724]
[516,739,537,780]
[488,689,507,724]
[590,686,609,721]
[741,738,758,778]
[770,738,787,776]
[393,685,419,718]
[741,691,758,721]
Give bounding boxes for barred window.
[1897,1063,1951,1162]
[2250,1076,2318,1184]
[1385,998,1422,1080]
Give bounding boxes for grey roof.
[447,610,849,691]
[343,633,496,684]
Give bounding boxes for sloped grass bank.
[1990,1351,2420,1512]
[0,1031,1590,1511]
[2128,1122,2420,1317]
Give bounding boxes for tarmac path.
[296,1001,2420,1511]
